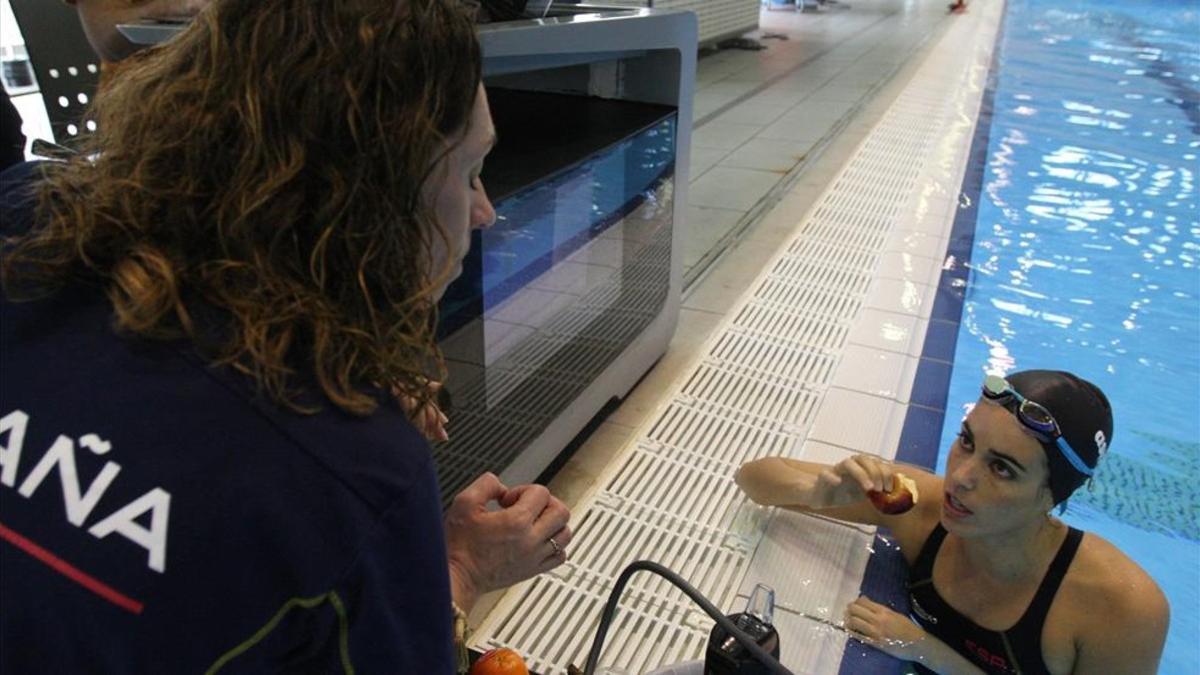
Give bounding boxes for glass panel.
[433,89,676,502]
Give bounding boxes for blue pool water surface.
[934,0,1198,672]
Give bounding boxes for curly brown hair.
[2,0,483,415]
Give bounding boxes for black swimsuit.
[906,523,1084,675]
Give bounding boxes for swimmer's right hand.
[809,454,899,509]
[735,454,900,509]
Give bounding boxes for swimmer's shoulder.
[1052,531,1169,672]
[1066,532,1166,614]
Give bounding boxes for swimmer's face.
[426,84,497,300]
[941,400,1055,537]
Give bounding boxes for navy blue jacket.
[0,163,455,673]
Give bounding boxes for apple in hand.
[867,473,919,515]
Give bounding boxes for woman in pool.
[735,369,1168,674]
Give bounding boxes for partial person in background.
[736,370,1168,675]
[0,1,213,164]
[1,0,570,672]
[0,91,24,170]
[64,0,209,63]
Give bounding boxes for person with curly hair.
[0,0,571,672]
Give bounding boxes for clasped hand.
[806,454,900,508]
[444,472,572,611]
[399,383,572,610]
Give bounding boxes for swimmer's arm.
[734,456,942,528]
[1071,574,1168,674]
[909,636,989,674]
[734,457,828,509]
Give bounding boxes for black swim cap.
[1006,370,1114,505]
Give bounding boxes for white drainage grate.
[472,2,1002,671]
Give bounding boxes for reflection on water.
[939,0,1198,671]
[865,532,902,556]
[964,0,1198,447]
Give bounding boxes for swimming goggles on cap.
[981,374,1093,477]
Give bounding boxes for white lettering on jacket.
[0,409,170,573]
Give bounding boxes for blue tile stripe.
[835,9,1008,674]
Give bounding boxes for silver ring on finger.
[547,536,561,557]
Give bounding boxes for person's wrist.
[911,632,956,673]
[447,556,480,615]
[910,632,934,663]
[793,473,821,506]
[792,482,816,507]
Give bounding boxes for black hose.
[581,560,794,675]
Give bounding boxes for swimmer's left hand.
[844,596,929,661]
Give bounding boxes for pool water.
[934,0,1199,671]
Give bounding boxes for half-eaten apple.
[867,472,919,515]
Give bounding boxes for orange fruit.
[470,647,529,675]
